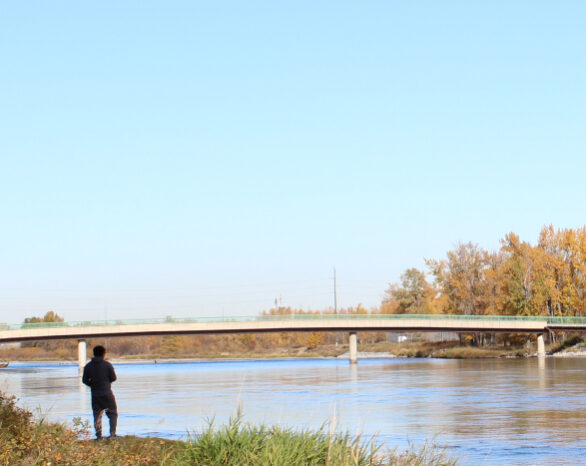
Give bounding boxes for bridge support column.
[78,340,87,375]
[349,332,358,364]
[537,334,545,358]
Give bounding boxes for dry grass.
[431,346,507,359]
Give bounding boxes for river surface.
[1,357,585,465]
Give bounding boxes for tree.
[239,334,257,350]
[479,250,505,315]
[426,242,488,315]
[499,233,541,315]
[537,225,586,316]
[383,268,433,314]
[24,311,64,324]
[161,336,182,356]
[305,332,324,349]
[22,311,66,350]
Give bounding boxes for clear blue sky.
[1,1,585,323]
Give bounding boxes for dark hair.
[93,345,106,357]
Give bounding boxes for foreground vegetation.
[0,392,456,465]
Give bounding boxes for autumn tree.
[479,250,505,315]
[239,334,257,350]
[305,332,324,349]
[498,233,542,315]
[24,311,64,324]
[426,242,488,315]
[22,311,67,350]
[161,335,182,356]
[538,225,586,316]
[383,268,434,314]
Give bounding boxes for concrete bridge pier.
[349,332,358,364]
[537,334,545,358]
[78,340,87,375]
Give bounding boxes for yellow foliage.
[305,332,324,349]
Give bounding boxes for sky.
[1,1,585,324]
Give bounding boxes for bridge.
[2,314,585,370]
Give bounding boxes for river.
[1,357,585,465]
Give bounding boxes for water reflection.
[1,358,585,465]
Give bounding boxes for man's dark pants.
[91,393,118,438]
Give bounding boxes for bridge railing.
[546,316,586,326]
[4,312,583,332]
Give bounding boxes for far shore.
[7,350,586,366]
[5,352,395,365]
[4,336,585,364]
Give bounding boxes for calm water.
[1,357,585,465]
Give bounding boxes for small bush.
[434,347,501,359]
[0,392,32,437]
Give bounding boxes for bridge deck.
[1,313,579,343]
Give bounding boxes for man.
[82,345,118,439]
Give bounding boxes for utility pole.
[104,305,109,348]
[333,268,337,315]
[333,267,338,346]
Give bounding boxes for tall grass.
[173,410,456,466]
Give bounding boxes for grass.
[0,391,457,465]
[174,409,384,466]
[358,340,514,359]
[174,411,457,465]
[430,346,508,359]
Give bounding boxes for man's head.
[93,345,106,358]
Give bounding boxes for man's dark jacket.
[82,357,117,396]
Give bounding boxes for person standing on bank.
[82,345,118,439]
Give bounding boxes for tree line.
[382,225,586,317]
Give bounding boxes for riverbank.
[0,391,456,466]
[1,340,531,363]
[550,343,586,357]
[547,335,586,357]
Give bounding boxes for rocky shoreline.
[551,350,586,357]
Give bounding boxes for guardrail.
[3,313,585,332]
